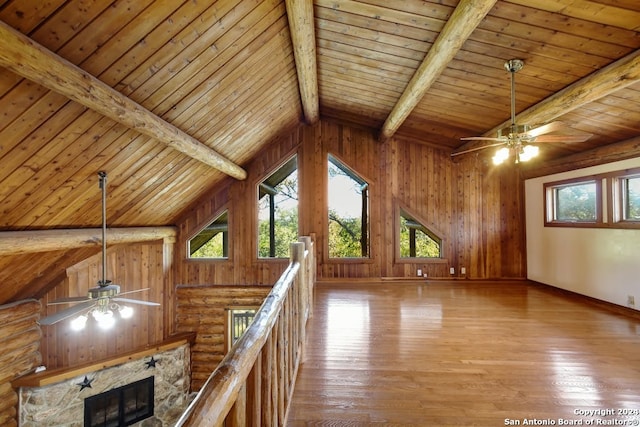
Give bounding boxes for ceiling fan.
[39,171,160,330]
[453,59,593,164]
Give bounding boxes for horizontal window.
[543,166,640,229]
[545,179,601,225]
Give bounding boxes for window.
[399,209,442,258]
[84,377,154,426]
[188,210,228,258]
[225,307,257,352]
[258,156,298,258]
[544,167,640,229]
[617,174,640,222]
[545,179,601,225]
[327,155,369,258]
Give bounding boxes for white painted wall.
[525,157,640,311]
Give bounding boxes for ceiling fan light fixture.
[492,147,510,165]
[520,144,539,162]
[93,309,115,330]
[70,315,88,331]
[120,305,134,319]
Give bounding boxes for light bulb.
[96,309,115,330]
[120,305,134,319]
[520,145,539,162]
[70,315,87,331]
[492,147,509,165]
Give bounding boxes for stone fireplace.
[17,342,191,426]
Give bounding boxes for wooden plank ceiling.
[1,0,640,303]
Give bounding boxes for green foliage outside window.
[328,215,363,257]
[191,233,224,258]
[399,215,441,258]
[554,182,597,221]
[189,211,228,258]
[258,207,299,258]
[327,156,369,258]
[258,164,299,258]
[624,176,640,220]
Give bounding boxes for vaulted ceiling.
[1,0,639,303]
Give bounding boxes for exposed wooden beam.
[0,227,177,256]
[521,135,640,180]
[0,20,247,180]
[454,49,640,156]
[285,0,319,124]
[378,0,497,142]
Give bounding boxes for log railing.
[176,235,315,426]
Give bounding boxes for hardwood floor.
[286,281,640,426]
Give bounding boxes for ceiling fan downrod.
[505,59,524,132]
[98,171,112,288]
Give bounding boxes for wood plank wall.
[176,120,525,284]
[175,285,271,391]
[39,240,172,369]
[0,299,42,427]
[176,127,302,286]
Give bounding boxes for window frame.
[224,306,258,353]
[544,177,602,227]
[256,154,299,259]
[186,208,230,260]
[611,167,640,226]
[327,153,371,260]
[396,206,446,262]
[543,167,640,230]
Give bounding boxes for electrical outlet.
[417,269,422,277]
[460,267,466,275]
[449,267,455,275]
[628,295,635,307]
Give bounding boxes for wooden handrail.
[176,235,315,426]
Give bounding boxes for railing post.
[176,237,315,426]
[298,236,314,317]
[227,383,246,427]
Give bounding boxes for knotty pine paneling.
[39,240,173,370]
[176,120,526,285]
[175,127,301,286]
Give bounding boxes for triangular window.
[400,209,441,258]
[188,210,228,259]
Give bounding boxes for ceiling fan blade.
[112,297,160,306]
[118,288,150,296]
[524,121,566,137]
[534,134,593,143]
[452,141,507,157]
[460,136,505,141]
[39,300,96,325]
[48,296,92,305]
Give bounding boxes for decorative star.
[145,356,157,369]
[77,376,94,391]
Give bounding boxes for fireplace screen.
[84,376,154,426]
